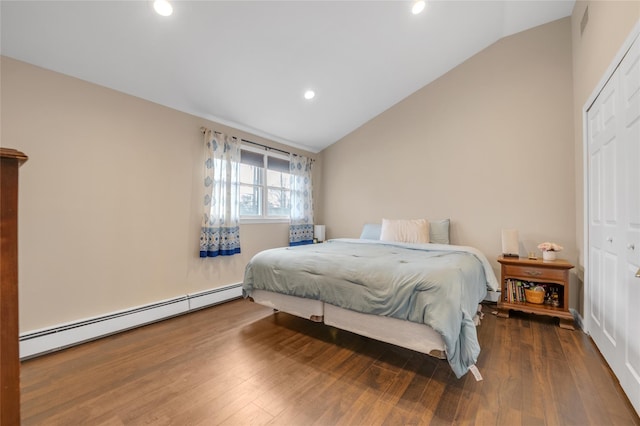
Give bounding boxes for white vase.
[542,250,557,261]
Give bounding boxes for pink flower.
[538,242,563,252]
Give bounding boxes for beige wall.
[571,1,640,273]
[7,3,636,332]
[320,18,575,287]
[1,57,317,332]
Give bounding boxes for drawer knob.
[525,270,542,276]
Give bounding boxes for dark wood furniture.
[1,148,28,425]
[497,256,575,330]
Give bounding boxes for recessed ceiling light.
[304,90,315,100]
[412,0,426,15]
[154,0,173,17]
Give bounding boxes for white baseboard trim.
[19,283,243,359]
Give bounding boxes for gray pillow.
[359,223,382,240]
[429,219,450,244]
[359,219,450,244]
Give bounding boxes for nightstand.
[497,256,575,330]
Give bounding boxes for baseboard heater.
[484,290,501,303]
[19,283,243,359]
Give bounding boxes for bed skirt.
[250,289,447,360]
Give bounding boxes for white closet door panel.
[602,252,618,347]
[622,45,640,124]
[587,58,621,378]
[602,81,617,125]
[626,100,640,264]
[627,127,640,231]
[625,264,640,379]
[602,138,618,224]
[588,79,606,336]
[590,152,602,226]
[587,28,639,416]
[620,35,640,415]
[623,41,640,258]
[589,247,602,327]
[622,251,640,416]
[589,104,603,148]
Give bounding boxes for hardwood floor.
[21,299,639,425]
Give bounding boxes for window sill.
[240,218,290,225]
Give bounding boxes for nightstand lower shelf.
[497,302,575,330]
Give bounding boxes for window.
[239,146,291,221]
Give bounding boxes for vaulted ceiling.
[1,1,575,152]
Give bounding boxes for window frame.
[239,144,291,224]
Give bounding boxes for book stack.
[504,279,534,303]
[503,279,563,307]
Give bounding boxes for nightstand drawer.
[503,264,566,282]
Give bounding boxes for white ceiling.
[0,0,575,153]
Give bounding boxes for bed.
[242,221,499,378]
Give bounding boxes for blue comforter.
[243,239,498,378]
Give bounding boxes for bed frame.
[250,289,448,359]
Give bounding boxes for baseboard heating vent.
[188,283,242,311]
[20,283,242,359]
[484,290,501,303]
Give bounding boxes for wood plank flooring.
[20,299,640,425]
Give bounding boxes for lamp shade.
[314,225,326,242]
[501,229,519,257]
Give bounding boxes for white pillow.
[380,219,430,244]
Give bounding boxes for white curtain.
[200,130,242,257]
[289,154,314,246]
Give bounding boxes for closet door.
[586,33,640,415]
[587,63,623,366]
[619,35,640,415]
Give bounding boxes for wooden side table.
[497,256,575,330]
